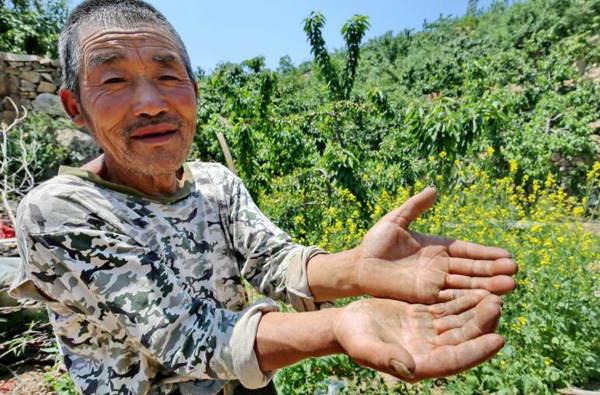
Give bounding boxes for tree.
[303,11,371,101]
[0,0,68,57]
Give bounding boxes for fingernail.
[428,184,436,189]
[391,359,414,379]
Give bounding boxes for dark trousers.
[232,381,278,395]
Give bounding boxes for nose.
[132,78,168,118]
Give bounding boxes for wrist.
[307,248,363,301]
[255,308,344,371]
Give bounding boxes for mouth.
[131,129,178,145]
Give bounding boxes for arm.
[14,193,276,390]
[254,293,506,382]
[307,187,518,303]
[224,167,330,311]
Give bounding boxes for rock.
[32,93,65,116]
[7,75,19,92]
[21,70,40,83]
[0,53,40,62]
[550,153,561,162]
[589,120,600,130]
[37,81,57,93]
[509,84,525,93]
[574,59,587,75]
[585,66,600,83]
[2,110,17,125]
[50,59,60,68]
[55,129,100,163]
[5,67,20,75]
[20,79,36,91]
[39,57,52,65]
[41,73,53,82]
[588,35,600,45]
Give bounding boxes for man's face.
[72,23,197,177]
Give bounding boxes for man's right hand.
[333,293,505,382]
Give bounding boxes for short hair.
[58,0,194,94]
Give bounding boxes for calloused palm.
[355,186,518,304]
[334,293,505,381]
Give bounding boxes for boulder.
[588,120,600,130]
[20,79,36,91]
[32,93,65,116]
[54,128,100,162]
[0,53,40,62]
[37,81,58,93]
[585,66,600,83]
[21,70,40,83]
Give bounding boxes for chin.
[128,153,188,177]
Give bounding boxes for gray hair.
[58,0,194,95]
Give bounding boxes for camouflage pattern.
[10,162,326,395]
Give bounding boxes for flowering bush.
[264,158,600,394]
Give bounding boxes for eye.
[104,77,125,84]
[159,75,179,81]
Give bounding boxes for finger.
[445,274,517,295]
[428,292,488,318]
[385,186,437,229]
[349,335,416,380]
[418,235,512,260]
[435,295,503,346]
[418,334,505,379]
[437,289,491,302]
[449,257,518,276]
[433,309,476,334]
[447,239,512,260]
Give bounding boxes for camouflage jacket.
[10,162,327,395]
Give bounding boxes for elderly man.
[10,0,518,394]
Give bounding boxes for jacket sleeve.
[14,204,277,390]
[221,168,332,312]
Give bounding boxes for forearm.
[255,308,343,371]
[306,248,361,302]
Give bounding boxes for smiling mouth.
[132,130,178,144]
[133,129,177,138]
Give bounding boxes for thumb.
[349,335,416,380]
[386,186,437,229]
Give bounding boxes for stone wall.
[0,52,62,124]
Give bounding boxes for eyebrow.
[152,54,180,66]
[88,52,126,70]
[88,52,181,71]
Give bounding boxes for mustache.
[122,115,185,138]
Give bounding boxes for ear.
[192,79,198,102]
[59,88,86,127]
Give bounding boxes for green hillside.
[1,0,599,393]
[194,0,600,201]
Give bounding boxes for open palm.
[355,187,518,304]
[334,293,505,381]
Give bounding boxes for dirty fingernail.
[391,359,414,379]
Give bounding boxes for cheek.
[169,85,197,119]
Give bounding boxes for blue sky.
[69,0,495,72]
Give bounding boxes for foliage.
[3,111,81,195]
[267,157,600,394]
[44,357,78,394]
[0,0,68,57]
[3,0,600,392]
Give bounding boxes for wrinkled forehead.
[77,22,181,62]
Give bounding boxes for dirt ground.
[0,364,61,395]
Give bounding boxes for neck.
[82,154,185,197]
